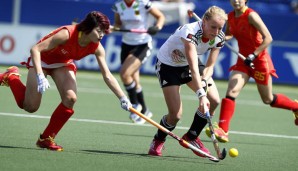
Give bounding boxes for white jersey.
[157,21,225,67]
[112,0,153,45]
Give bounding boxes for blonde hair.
[203,6,227,21]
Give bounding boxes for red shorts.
[229,54,278,85]
[21,57,77,75]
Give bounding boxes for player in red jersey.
[205,0,298,143]
[0,11,132,151]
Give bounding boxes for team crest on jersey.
[171,49,185,63]
[61,49,69,55]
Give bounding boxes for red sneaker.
[36,135,63,151]
[148,139,165,156]
[179,133,210,158]
[0,66,20,87]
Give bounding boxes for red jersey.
[228,8,264,57]
[38,25,99,65]
[228,8,278,84]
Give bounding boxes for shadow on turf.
[81,149,222,164]
[113,133,211,143]
[0,145,41,151]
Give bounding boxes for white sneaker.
[129,104,142,123]
[134,110,153,124]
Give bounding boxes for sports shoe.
[0,66,20,87]
[205,123,229,143]
[148,139,165,156]
[129,103,142,123]
[179,133,210,158]
[134,110,153,124]
[36,134,63,151]
[293,100,298,126]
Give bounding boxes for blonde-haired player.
[148,6,227,157]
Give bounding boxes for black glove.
[147,26,160,35]
[244,53,257,67]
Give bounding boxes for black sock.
[154,115,175,141]
[124,81,138,104]
[136,88,147,113]
[187,111,207,140]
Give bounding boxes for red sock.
[218,98,235,133]
[42,103,74,138]
[8,75,26,109]
[270,94,298,111]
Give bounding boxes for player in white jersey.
[112,0,165,124]
[148,6,227,157]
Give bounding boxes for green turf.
[0,65,297,171]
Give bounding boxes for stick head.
[219,148,227,160]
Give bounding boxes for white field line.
[75,87,266,106]
[0,112,297,140]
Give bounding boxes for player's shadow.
[80,149,220,165]
[0,145,40,151]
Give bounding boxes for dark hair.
[77,11,110,34]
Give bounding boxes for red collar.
[125,0,135,7]
[201,37,209,43]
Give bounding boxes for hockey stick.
[224,43,255,69]
[129,107,220,162]
[187,10,254,69]
[112,27,148,33]
[206,111,227,160]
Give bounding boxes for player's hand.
[36,73,50,94]
[120,96,132,111]
[147,26,160,35]
[244,53,257,67]
[198,96,210,114]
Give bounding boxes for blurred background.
[0,0,297,85]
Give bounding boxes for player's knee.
[261,98,272,105]
[166,111,181,125]
[63,95,77,107]
[23,105,39,113]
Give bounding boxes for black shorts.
[120,42,152,64]
[155,59,205,88]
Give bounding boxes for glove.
[147,26,160,35]
[36,73,50,94]
[244,53,257,67]
[120,96,132,111]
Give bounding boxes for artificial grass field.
[0,65,297,171]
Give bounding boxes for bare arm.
[248,12,272,56]
[224,22,233,41]
[112,13,122,30]
[30,29,69,74]
[94,43,126,99]
[203,48,220,80]
[182,37,209,112]
[149,7,165,30]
